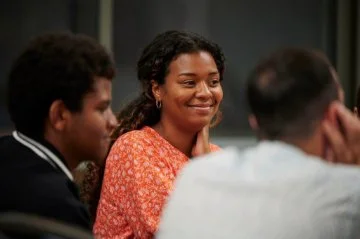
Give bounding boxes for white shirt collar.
[12,131,74,181]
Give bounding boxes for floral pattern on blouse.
[93,126,220,238]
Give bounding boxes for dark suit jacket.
[0,133,91,231]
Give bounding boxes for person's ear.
[151,80,162,102]
[48,100,72,131]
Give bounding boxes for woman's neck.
[152,120,197,158]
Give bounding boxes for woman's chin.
[183,120,211,132]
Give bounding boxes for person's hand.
[191,125,211,157]
[322,102,360,165]
[354,107,358,118]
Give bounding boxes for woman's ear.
[151,80,161,101]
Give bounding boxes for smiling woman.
[151,51,223,140]
[85,30,226,239]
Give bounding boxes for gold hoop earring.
[156,100,162,109]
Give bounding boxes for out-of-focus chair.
[0,212,93,239]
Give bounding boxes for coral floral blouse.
[93,126,220,238]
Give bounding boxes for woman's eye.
[182,80,196,87]
[210,79,220,86]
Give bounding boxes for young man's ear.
[48,100,71,131]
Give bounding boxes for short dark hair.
[7,32,115,138]
[246,48,338,140]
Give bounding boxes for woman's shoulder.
[109,127,157,154]
[114,127,152,144]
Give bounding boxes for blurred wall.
[0,0,356,146]
[0,0,99,133]
[112,0,337,137]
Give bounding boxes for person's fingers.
[201,125,209,141]
[322,120,353,164]
[191,126,211,157]
[353,107,358,117]
[324,144,334,163]
[333,103,360,164]
[333,103,360,141]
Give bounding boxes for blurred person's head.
[112,30,225,139]
[246,48,342,157]
[7,32,117,169]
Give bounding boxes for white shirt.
[157,141,360,239]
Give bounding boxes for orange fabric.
[93,126,220,239]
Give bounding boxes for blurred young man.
[158,48,360,239]
[0,32,117,230]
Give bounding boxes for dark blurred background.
[0,0,357,147]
